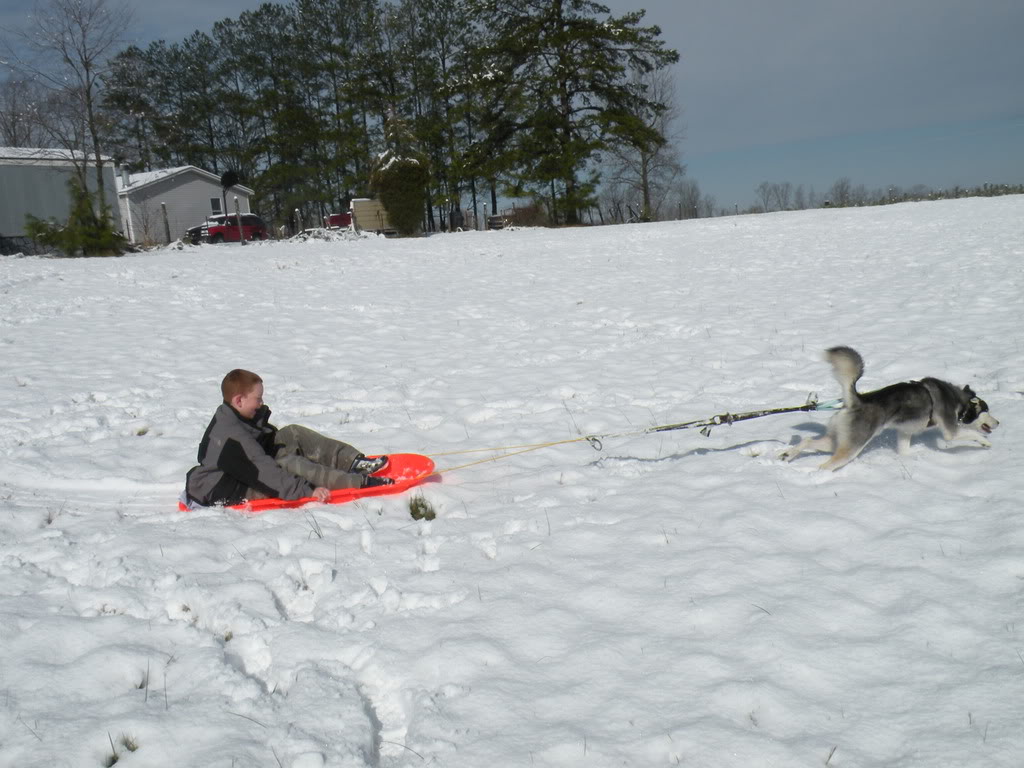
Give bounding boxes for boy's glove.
[362,475,394,488]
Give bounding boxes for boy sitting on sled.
[185,369,391,507]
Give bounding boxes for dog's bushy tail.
[825,346,864,405]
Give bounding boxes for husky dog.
[779,346,999,470]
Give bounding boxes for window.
[211,197,222,214]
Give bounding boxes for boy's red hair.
[221,369,262,402]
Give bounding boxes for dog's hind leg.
[779,434,833,462]
[818,441,867,471]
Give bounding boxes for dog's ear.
[962,385,976,396]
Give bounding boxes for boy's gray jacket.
[185,403,314,506]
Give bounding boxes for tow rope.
[427,395,843,473]
[584,394,843,449]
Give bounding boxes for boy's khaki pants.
[273,424,364,490]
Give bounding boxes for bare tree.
[0,74,47,145]
[770,181,792,211]
[604,66,685,221]
[698,193,716,218]
[793,184,806,210]
[756,181,773,212]
[598,186,627,224]
[675,178,701,219]
[2,0,133,215]
[828,177,852,207]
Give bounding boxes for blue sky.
[616,0,1024,208]
[3,0,1021,208]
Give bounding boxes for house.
[116,166,254,245]
[0,146,123,254]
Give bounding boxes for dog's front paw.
[778,447,800,462]
[950,435,992,449]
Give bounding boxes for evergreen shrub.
[370,115,429,237]
[25,177,124,256]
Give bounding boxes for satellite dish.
[220,170,239,189]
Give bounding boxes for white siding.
[351,198,395,234]
[0,161,122,237]
[121,172,251,244]
[117,193,132,240]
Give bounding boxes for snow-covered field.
[2,196,1022,767]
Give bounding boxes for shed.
[116,166,254,245]
[0,146,123,253]
[350,197,397,236]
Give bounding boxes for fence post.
[233,196,244,244]
[161,202,171,244]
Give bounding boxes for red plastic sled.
[179,453,437,514]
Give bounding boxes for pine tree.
[370,113,430,236]
[26,176,124,256]
[468,0,678,224]
[168,33,228,172]
[102,45,159,170]
[395,0,479,230]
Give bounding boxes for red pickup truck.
[324,212,352,229]
[187,214,269,244]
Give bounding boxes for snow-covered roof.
[0,146,113,165]
[116,165,254,195]
[119,166,193,189]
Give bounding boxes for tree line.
[2,0,682,235]
[4,0,1016,244]
[750,178,1024,215]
